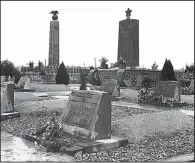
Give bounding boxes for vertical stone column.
[117,8,139,67]
[7,83,15,110]
[48,11,60,67]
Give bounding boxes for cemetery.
[1,7,194,162]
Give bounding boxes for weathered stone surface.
[117,18,139,67]
[87,69,100,86]
[154,81,180,101]
[189,79,194,90]
[1,83,15,114]
[98,69,118,83]
[99,79,120,97]
[6,83,15,109]
[23,77,32,90]
[48,21,59,66]
[60,90,112,141]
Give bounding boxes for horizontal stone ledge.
[1,112,20,121]
[163,153,194,162]
[23,134,128,156]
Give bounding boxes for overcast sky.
[1,1,194,69]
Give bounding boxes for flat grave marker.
[154,81,180,101]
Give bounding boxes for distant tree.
[29,61,34,71]
[38,61,43,68]
[80,68,88,90]
[151,61,158,70]
[13,68,21,84]
[0,59,15,77]
[110,62,119,68]
[99,57,109,69]
[185,63,194,73]
[159,59,177,81]
[89,66,94,70]
[55,62,70,85]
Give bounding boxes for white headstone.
[24,77,32,90]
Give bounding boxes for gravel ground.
[111,110,194,142]
[74,128,194,162]
[111,105,157,121]
[14,99,66,114]
[1,88,194,161]
[2,104,156,136]
[14,92,55,105]
[31,84,71,92]
[1,104,194,162]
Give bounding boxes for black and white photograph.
[1,1,194,162]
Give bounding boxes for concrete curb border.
[1,112,20,121]
[23,134,128,156]
[163,153,194,162]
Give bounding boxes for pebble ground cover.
[1,84,194,162]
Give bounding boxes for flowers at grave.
[118,57,126,69]
[180,87,194,95]
[137,88,174,105]
[35,115,75,152]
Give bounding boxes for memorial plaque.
[60,90,112,141]
[100,79,120,97]
[99,69,118,83]
[64,101,96,128]
[154,81,180,101]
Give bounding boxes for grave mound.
[111,110,194,142]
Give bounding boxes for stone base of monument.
[23,133,128,156]
[1,112,20,121]
[15,88,35,92]
[22,89,36,92]
[163,153,194,162]
[112,97,123,101]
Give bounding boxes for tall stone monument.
[117,8,139,67]
[48,10,60,66]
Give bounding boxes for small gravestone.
[16,76,26,89]
[154,81,180,101]
[99,79,120,97]
[189,79,194,91]
[57,90,127,154]
[60,90,112,141]
[1,83,20,121]
[23,77,32,90]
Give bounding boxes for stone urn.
[52,15,58,20]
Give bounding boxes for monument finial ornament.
[50,10,59,20]
[125,8,132,19]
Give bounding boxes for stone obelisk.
[117,8,139,67]
[48,10,60,66]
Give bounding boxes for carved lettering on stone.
[63,101,96,127]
